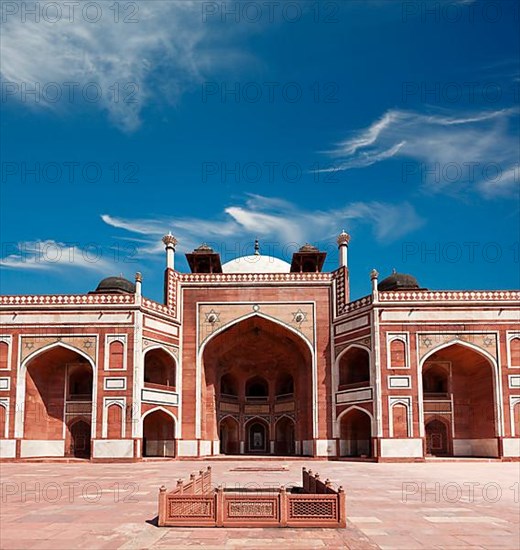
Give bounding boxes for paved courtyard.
[0,459,518,549]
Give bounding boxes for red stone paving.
[0,460,519,549]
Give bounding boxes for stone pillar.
[370,269,379,301]
[135,272,142,298]
[337,230,350,268]
[162,233,177,270]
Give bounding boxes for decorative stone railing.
[180,272,333,284]
[0,293,136,306]
[142,298,171,314]
[158,466,346,528]
[378,290,520,303]
[340,289,519,313]
[343,295,372,313]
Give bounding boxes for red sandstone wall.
[180,284,332,441]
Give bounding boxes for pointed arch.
[21,341,95,372]
[420,338,497,367]
[141,405,178,435]
[106,401,125,439]
[143,344,178,362]
[219,414,240,425]
[199,312,314,357]
[245,416,270,454]
[275,413,296,426]
[390,399,411,438]
[143,346,177,388]
[197,311,317,445]
[338,405,373,458]
[425,416,452,456]
[336,344,371,389]
[336,342,371,361]
[418,339,502,438]
[218,415,239,455]
[274,415,296,455]
[245,375,269,398]
[337,404,374,426]
[17,341,97,443]
[141,406,177,457]
[0,402,7,439]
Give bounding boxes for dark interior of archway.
[340,409,372,457]
[143,410,175,457]
[424,345,496,440]
[423,364,449,395]
[25,347,92,441]
[202,316,312,444]
[144,349,176,387]
[339,347,370,388]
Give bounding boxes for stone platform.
[0,460,518,549]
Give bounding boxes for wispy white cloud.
[326,108,519,197]
[0,240,114,272]
[101,194,425,257]
[0,1,246,131]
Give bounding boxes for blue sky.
[1,0,519,301]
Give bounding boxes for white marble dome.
[221,254,291,274]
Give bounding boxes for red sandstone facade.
[0,233,519,461]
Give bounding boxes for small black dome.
[378,272,420,291]
[93,276,135,294]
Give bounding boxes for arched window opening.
[144,349,176,389]
[0,405,6,439]
[276,373,294,400]
[0,342,9,370]
[107,404,123,439]
[423,364,449,397]
[109,341,124,370]
[510,338,520,367]
[514,402,520,436]
[220,373,238,399]
[390,339,407,368]
[68,363,93,400]
[339,347,370,389]
[246,377,269,401]
[392,403,409,438]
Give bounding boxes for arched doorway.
[425,419,450,456]
[201,315,313,456]
[247,420,268,453]
[219,416,239,454]
[69,420,91,458]
[142,409,176,457]
[275,416,295,455]
[339,408,372,458]
[422,343,498,457]
[23,345,94,458]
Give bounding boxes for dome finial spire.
[254,238,260,256]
